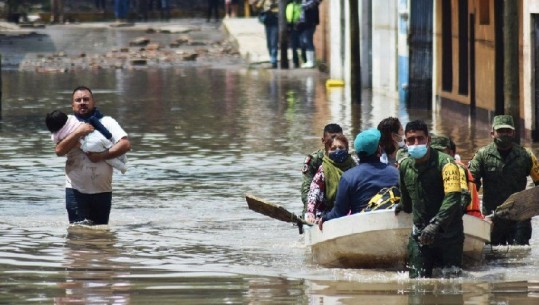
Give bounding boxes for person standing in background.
[298,0,322,68]
[207,0,220,22]
[253,0,279,68]
[51,0,64,24]
[225,0,239,18]
[114,0,130,22]
[95,0,107,13]
[160,0,170,20]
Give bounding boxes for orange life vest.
[457,160,483,219]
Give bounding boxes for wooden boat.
[245,194,492,269]
[305,209,492,268]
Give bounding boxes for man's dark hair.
[72,86,93,98]
[323,123,343,135]
[45,110,68,133]
[377,117,401,155]
[405,120,429,136]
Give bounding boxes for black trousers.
[207,0,220,21]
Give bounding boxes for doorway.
[408,0,434,108]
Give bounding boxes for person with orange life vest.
[430,135,483,219]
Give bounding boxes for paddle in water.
[245,193,311,234]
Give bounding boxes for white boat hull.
[305,210,491,268]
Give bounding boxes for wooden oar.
[492,186,539,221]
[245,193,311,233]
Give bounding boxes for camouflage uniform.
[399,149,463,278]
[430,136,472,213]
[468,142,539,245]
[301,149,325,214]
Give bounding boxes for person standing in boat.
[52,86,131,225]
[377,117,405,167]
[468,115,539,245]
[318,128,399,228]
[301,124,346,214]
[305,134,356,224]
[395,120,463,278]
[430,135,483,219]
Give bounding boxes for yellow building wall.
[435,0,524,117]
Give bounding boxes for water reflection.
[1,67,539,304]
[56,228,131,305]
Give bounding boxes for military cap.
[430,135,451,151]
[492,115,515,130]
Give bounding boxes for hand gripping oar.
[490,186,539,221]
[245,193,311,234]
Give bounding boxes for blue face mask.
[408,144,428,159]
[329,149,348,163]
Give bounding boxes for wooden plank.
[494,186,539,221]
[245,193,310,225]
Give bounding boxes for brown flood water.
[1,23,539,305]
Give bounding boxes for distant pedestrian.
[298,0,322,68]
[286,0,305,68]
[160,0,170,20]
[50,0,64,24]
[207,0,220,22]
[137,0,149,21]
[225,0,239,18]
[95,0,107,12]
[254,0,279,68]
[148,0,159,11]
[114,0,130,21]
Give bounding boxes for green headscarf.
[321,154,356,209]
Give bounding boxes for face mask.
[329,149,348,163]
[393,133,405,148]
[494,135,513,149]
[408,144,428,159]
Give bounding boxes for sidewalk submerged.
[0,18,271,68]
[222,17,270,64]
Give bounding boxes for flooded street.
[1,22,539,304]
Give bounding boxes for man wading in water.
[51,86,131,225]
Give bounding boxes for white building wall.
[371,0,399,97]
[329,0,345,80]
[523,1,539,132]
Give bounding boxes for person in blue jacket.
[319,128,399,229]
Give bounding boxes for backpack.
[286,1,302,24]
[361,186,401,212]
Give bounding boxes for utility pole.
[503,0,519,141]
[349,0,361,103]
[279,0,289,69]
